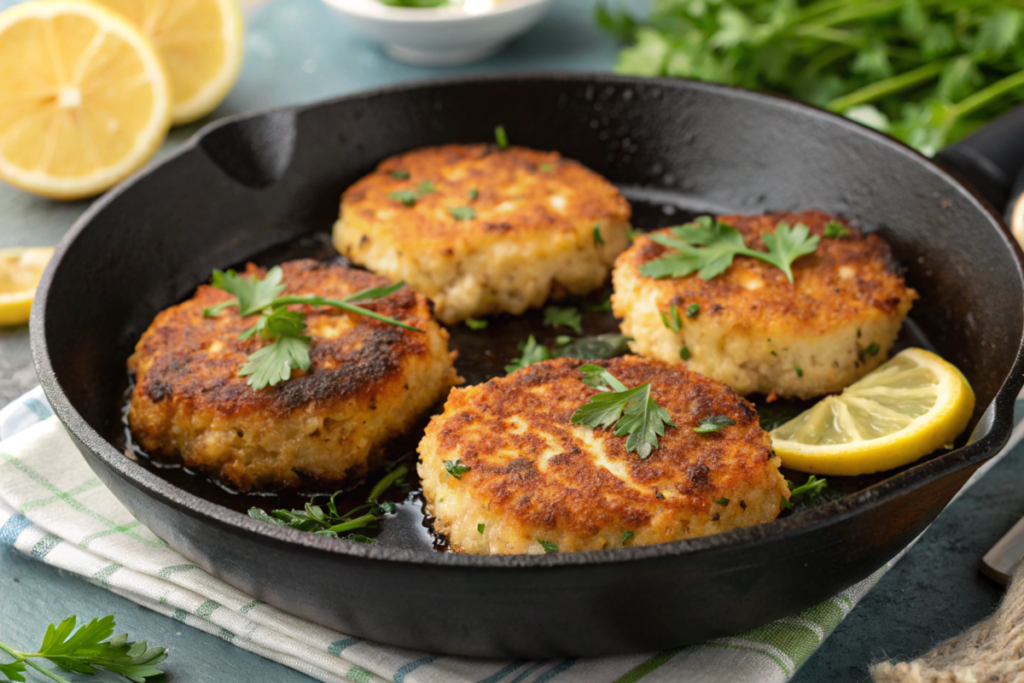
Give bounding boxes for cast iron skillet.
[31,73,1024,658]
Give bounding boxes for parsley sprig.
[505,333,630,373]
[640,216,820,283]
[204,267,422,391]
[248,465,408,542]
[543,306,583,333]
[0,616,166,683]
[571,364,676,459]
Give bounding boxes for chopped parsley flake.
[495,125,509,149]
[444,459,472,479]
[465,318,488,330]
[694,415,736,433]
[715,497,730,506]
[539,163,556,172]
[622,530,634,545]
[543,306,583,333]
[448,205,477,221]
[468,188,479,201]
[477,523,485,534]
[593,223,605,246]
[660,304,682,332]
[538,539,558,553]
[388,181,436,207]
[794,363,804,377]
[686,303,700,318]
[824,220,851,238]
[865,342,880,356]
[680,345,691,361]
[389,170,410,179]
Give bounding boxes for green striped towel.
[1,388,1020,683]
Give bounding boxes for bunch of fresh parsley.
[597,0,1024,155]
[640,215,820,283]
[204,266,421,391]
[0,615,165,683]
[248,465,408,543]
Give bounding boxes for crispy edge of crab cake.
[612,210,918,400]
[127,259,460,492]
[333,144,631,324]
[417,356,788,555]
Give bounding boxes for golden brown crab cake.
[333,144,631,324]
[417,356,788,555]
[127,259,460,492]
[612,210,918,400]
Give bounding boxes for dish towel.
[1,388,1022,683]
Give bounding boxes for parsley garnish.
[781,476,832,511]
[593,223,605,246]
[538,539,559,553]
[505,335,552,373]
[686,303,700,318]
[540,163,556,172]
[655,491,665,499]
[680,345,691,361]
[865,342,880,356]
[447,205,476,221]
[570,364,677,459]
[444,459,472,479]
[206,267,421,391]
[477,523,485,534]
[660,304,682,332]
[0,616,166,683]
[388,181,436,207]
[494,125,509,149]
[622,530,634,545]
[555,333,630,361]
[465,318,488,330]
[543,306,583,333]
[824,220,851,238]
[468,188,478,201]
[794,363,804,377]
[389,170,410,179]
[715,497,730,506]
[640,216,820,283]
[694,415,736,433]
[249,465,407,541]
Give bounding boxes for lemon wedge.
[770,348,975,476]
[94,0,245,125]
[0,247,55,327]
[0,0,172,200]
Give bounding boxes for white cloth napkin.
[1,387,1020,683]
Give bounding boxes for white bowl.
[321,0,554,67]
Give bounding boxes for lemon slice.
[0,0,172,200]
[94,0,245,125]
[0,247,55,327]
[770,348,976,476]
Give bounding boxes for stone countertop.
[0,1,1019,680]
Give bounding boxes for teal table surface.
[0,1,1020,681]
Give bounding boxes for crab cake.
[333,144,631,324]
[417,356,788,555]
[127,259,460,492]
[612,210,918,400]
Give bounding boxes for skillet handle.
[933,106,1024,213]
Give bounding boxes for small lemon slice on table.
[94,0,245,125]
[0,0,172,199]
[770,348,975,476]
[0,247,55,327]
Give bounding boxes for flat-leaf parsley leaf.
[543,306,583,333]
[571,364,676,459]
[640,216,820,283]
[444,459,472,479]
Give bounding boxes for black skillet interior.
[33,74,1024,657]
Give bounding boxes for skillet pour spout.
[31,73,1024,658]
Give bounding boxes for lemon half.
[770,348,976,476]
[0,0,172,199]
[0,247,55,327]
[94,0,245,125]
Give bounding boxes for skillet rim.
[30,71,1024,569]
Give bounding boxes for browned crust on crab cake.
[334,144,632,324]
[128,259,460,492]
[417,356,788,554]
[612,210,918,399]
